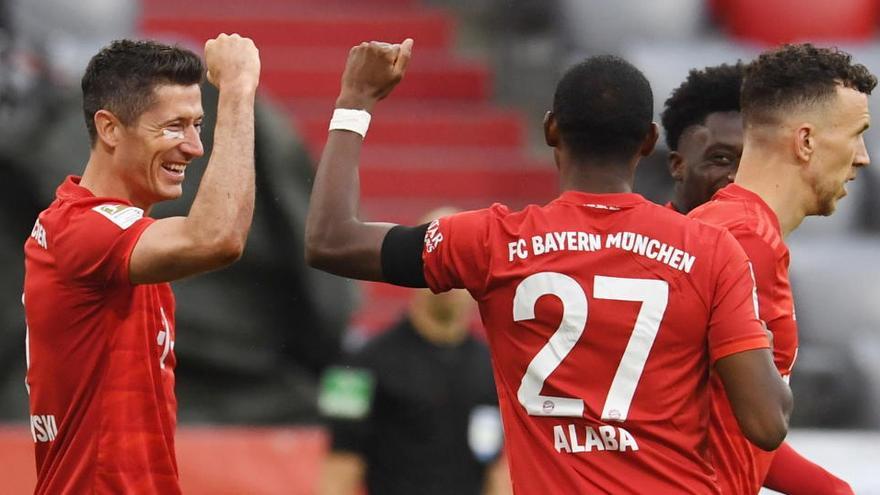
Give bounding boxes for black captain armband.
[381,224,429,288]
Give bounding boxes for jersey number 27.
[514,272,668,422]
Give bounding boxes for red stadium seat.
[140,0,555,334]
[713,0,878,45]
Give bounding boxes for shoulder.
[86,203,146,230]
[689,194,754,232]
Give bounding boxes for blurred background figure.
[318,208,510,495]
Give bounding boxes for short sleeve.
[422,207,498,295]
[728,227,798,374]
[54,204,154,287]
[707,229,771,363]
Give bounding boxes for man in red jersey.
[304,40,792,494]
[23,35,260,494]
[689,44,874,495]
[665,61,856,494]
[661,63,745,214]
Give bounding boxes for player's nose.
[179,126,204,158]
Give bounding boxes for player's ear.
[544,111,559,148]
[94,109,124,149]
[639,122,659,157]
[794,123,814,163]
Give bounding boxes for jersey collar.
[555,190,647,210]
[57,176,94,200]
[714,184,783,234]
[56,175,136,207]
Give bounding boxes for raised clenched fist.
[204,33,261,92]
[336,38,414,111]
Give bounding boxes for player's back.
[423,190,768,494]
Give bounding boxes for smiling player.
[23,35,260,494]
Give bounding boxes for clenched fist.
[336,38,414,111]
[204,33,261,93]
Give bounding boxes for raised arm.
[304,39,414,281]
[129,33,260,284]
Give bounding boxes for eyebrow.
[159,116,205,126]
[704,143,741,153]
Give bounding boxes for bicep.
[317,452,366,495]
[129,216,238,285]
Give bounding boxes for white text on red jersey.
[508,231,696,273]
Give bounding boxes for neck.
[557,149,636,194]
[79,151,152,212]
[735,145,808,237]
[670,184,687,213]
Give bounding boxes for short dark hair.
[552,55,653,161]
[661,62,745,151]
[742,43,877,125]
[81,39,204,144]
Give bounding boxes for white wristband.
[328,108,372,139]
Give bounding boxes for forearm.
[305,38,413,280]
[304,110,393,281]
[186,87,256,254]
[764,442,853,495]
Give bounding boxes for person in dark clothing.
[318,211,509,494]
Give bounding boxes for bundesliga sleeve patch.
[91,204,144,230]
[318,366,375,420]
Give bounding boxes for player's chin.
[819,197,840,217]
[157,185,184,202]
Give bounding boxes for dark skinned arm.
[304,39,414,281]
[715,347,793,451]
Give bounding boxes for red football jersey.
[23,176,180,494]
[422,191,770,494]
[689,183,798,495]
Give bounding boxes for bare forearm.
[305,39,413,280]
[305,126,392,280]
[187,87,256,255]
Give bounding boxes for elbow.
[198,234,246,269]
[203,236,245,269]
[742,389,793,451]
[217,237,246,266]
[743,416,789,451]
[304,224,339,271]
[304,240,336,272]
[304,243,324,269]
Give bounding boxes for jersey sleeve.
[54,204,154,287]
[727,227,798,375]
[422,207,497,295]
[707,229,771,363]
